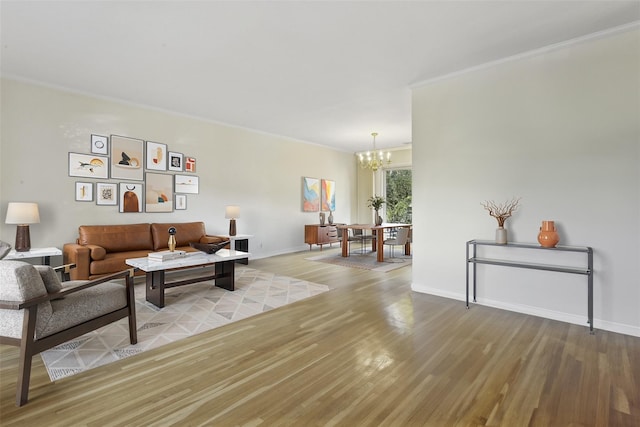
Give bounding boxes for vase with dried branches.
[367,196,386,225]
[481,197,521,244]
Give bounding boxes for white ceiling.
[2,1,639,152]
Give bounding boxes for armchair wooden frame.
[0,267,137,406]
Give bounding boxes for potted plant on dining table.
[367,195,386,225]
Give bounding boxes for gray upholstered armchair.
[0,260,137,406]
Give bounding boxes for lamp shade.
[225,205,240,219]
[5,203,40,225]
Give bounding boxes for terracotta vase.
[495,226,507,244]
[537,220,559,248]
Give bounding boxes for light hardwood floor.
[1,248,639,426]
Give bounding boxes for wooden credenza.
[305,224,340,250]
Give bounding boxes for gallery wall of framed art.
[68,133,199,213]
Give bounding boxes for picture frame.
[119,182,144,213]
[145,173,173,213]
[174,174,199,194]
[175,194,187,210]
[91,134,109,155]
[185,156,196,172]
[146,141,167,171]
[168,151,183,172]
[96,182,118,206]
[110,135,144,181]
[68,152,109,179]
[75,182,94,202]
[321,179,336,212]
[302,177,320,212]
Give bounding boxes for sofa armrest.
[63,243,91,281]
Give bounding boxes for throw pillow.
[34,265,63,294]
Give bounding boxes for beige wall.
[0,79,357,259]
[412,28,640,336]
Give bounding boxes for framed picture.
[146,141,167,171]
[119,182,144,213]
[145,173,173,212]
[185,156,196,172]
[174,174,199,194]
[91,134,109,155]
[68,152,109,179]
[321,179,336,212]
[168,151,183,172]
[175,194,187,210]
[96,182,118,206]
[75,182,94,202]
[302,177,320,212]
[110,135,144,181]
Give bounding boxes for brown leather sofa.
[63,222,227,280]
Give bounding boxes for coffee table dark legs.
[145,260,236,308]
[215,260,235,291]
[146,270,166,308]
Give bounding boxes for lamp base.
[229,219,237,237]
[15,225,31,252]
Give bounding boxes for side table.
[219,234,252,265]
[5,247,62,266]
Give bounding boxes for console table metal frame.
[466,240,594,333]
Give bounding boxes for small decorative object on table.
[367,195,386,226]
[481,197,521,244]
[328,210,334,225]
[319,212,325,225]
[168,226,177,252]
[537,220,560,247]
[189,241,230,254]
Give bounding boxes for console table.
[305,224,340,250]
[466,240,594,333]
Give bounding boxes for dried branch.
[481,197,521,227]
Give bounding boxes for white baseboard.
[411,283,640,338]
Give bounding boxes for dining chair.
[383,227,410,258]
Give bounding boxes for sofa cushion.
[39,281,127,338]
[89,250,151,277]
[151,222,207,251]
[78,224,153,253]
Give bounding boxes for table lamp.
[5,202,40,252]
[225,205,239,236]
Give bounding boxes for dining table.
[337,223,412,262]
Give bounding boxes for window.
[385,168,412,223]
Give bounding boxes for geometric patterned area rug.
[306,251,411,273]
[40,267,330,381]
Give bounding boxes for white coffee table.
[126,248,249,308]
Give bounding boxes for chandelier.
[357,132,391,171]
